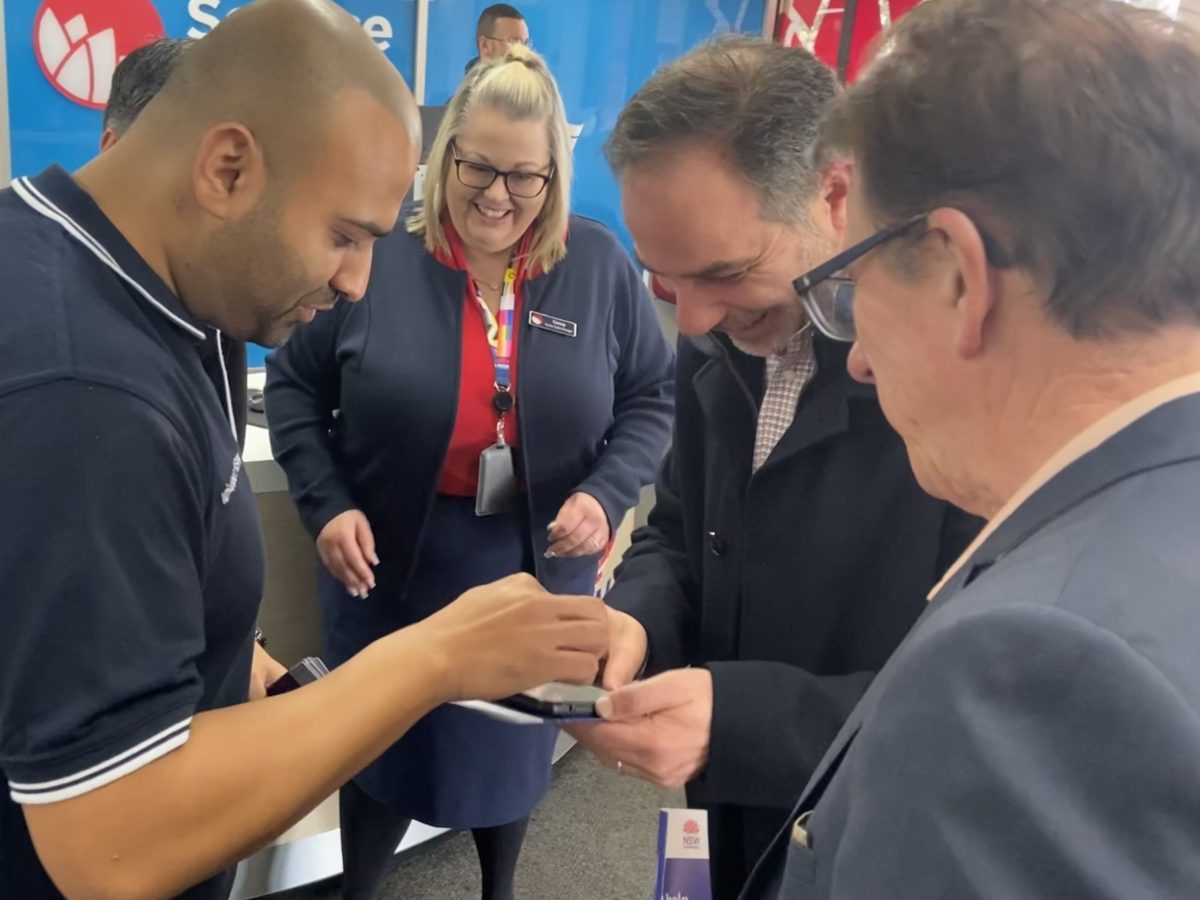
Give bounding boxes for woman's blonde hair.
[409,45,573,273]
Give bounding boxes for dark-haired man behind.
[101,37,193,152]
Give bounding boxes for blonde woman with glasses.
[265,46,674,900]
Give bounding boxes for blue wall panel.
[5,0,416,176]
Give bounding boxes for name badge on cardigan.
[529,311,577,338]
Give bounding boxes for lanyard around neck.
[473,266,518,441]
[474,267,517,387]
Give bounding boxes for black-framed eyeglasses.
[450,144,554,199]
[484,34,533,49]
[793,213,928,342]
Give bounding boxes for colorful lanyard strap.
[474,266,518,440]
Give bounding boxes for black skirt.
[319,495,589,828]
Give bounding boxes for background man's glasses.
[484,35,533,49]
[451,145,554,199]
[793,213,927,342]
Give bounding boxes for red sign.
[683,819,701,835]
[33,0,165,109]
[776,0,924,83]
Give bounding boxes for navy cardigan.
[264,215,675,593]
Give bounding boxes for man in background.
[466,3,530,73]
[100,37,193,152]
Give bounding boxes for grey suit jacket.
[740,391,1200,900]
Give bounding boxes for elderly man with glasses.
[740,0,1200,896]
[565,36,982,900]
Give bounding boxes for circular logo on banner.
[33,0,165,109]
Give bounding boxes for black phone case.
[499,693,599,719]
[265,656,330,697]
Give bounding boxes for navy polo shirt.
[0,167,265,899]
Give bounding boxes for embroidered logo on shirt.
[221,454,242,505]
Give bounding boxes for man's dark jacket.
[606,332,983,897]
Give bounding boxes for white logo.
[221,453,242,505]
[33,0,165,109]
[187,0,396,50]
[705,0,753,33]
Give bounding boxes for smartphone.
[497,682,607,719]
[265,656,330,697]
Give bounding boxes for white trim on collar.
[13,176,239,442]
[12,176,207,341]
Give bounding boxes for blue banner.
[3,0,758,366]
[3,0,415,365]
[5,0,415,176]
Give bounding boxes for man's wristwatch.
[254,627,267,648]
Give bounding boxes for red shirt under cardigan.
[434,219,532,497]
